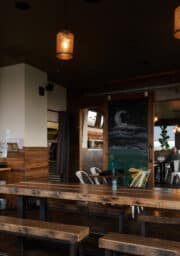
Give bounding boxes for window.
[154,125,176,150]
[87,110,97,127]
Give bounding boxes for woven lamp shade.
[56,31,74,60]
[174,6,180,39]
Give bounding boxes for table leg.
[17,237,24,256]
[70,243,78,256]
[40,198,47,220]
[118,214,124,233]
[17,196,26,218]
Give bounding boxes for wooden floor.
[0,205,179,255]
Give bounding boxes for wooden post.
[148,92,154,188]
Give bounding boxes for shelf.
[88,139,103,142]
[88,148,103,151]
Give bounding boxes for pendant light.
[174,6,180,39]
[56,30,74,60]
[56,0,74,60]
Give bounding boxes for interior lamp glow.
[56,31,74,60]
[173,125,180,133]
[174,6,180,39]
[153,116,158,123]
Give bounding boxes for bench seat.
[99,233,180,256]
[0,215,89,256]
[138,209,180,225]
[138,209,180,236]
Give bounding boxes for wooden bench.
[138,209,180,236]
[99,233,180,256]
[0,215,89,256]
[48,200,124,233]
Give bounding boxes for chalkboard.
[108,98,148,183]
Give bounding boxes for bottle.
[112,167,115,176]
[112,178,117,192]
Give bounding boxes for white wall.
[0,63,66,148]
[0,64,25,143]
[47,83,66,112]
[25,65,47,147]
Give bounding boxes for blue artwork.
[108,98,148,184]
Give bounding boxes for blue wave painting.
[108,98,148,183]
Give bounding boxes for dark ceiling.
[1,0,180,90]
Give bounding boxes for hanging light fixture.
[56,30,74,60]
[174,6,180,39]
[56,0,74,60]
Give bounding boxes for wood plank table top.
[0,181,180,210]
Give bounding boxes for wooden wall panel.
[24,147,48,181]
[1,147,48,207]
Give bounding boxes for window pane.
[88,111,97,126]
[100,115,104,128]
[154,125,176,150]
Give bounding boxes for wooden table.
[0,181,180,220]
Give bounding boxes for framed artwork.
[108,98,148,184]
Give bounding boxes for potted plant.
[158,125,170,157]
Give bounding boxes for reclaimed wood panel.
[0,215,89,242]
[2,148,48,207]
[6,148,48,182]
[99,233,180,256]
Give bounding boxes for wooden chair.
[0,215,89,256]
[99,233,180,256]
[89,167,108,184]
[170,160,180,185]
[90,167,101,185]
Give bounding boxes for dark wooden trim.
[79,109,83,170]
[110,92,146,101]
[148,92,154,188]
[155,118,179,126]
[103,100,108,170]
[48,109,60,113]
[23,147,48,150]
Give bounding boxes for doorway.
[80,107,104,172]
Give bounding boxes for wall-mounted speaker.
[15,1,31,10]
[39,86,45,96]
